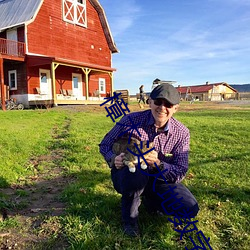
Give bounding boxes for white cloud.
[100,0,250,93]
[101,0,141,37]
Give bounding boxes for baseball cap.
[150,83,180,105]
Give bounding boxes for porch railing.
[0,38,25,57]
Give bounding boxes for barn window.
[63,0,87,27]
[8,70,17,90]
[99,78,106,94]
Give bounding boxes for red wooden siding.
[4,62,27,95]
[26,0,111,67]
[55,66,86,96]
[26,65,48,94]
[88,74,111,97]
[17,27,25,43]
[0,31,6,39]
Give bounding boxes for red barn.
[177,82,238,101]
[0,0,118,109]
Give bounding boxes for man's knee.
[112,167,148,194]
[190,203,199,217]
[154,182,199,218]
[160,198,199,218]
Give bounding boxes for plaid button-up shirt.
[99,109,190,183]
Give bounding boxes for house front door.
[39,69,52,99]
[72,73,82,98]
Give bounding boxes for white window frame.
[99,78,106,94]
[62,0,87,27]
[8,70,17,90]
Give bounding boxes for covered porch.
[27,55,115,108]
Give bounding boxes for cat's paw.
[127,162,134,167]
[129,167,136,173]
[141,164,147,170]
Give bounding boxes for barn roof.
[0,0,42,31]
[89,0,118,53]
[0,0,118,53]
[177,82,237,94]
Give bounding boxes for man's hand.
[114,153,125,169]
[145,150,160,167]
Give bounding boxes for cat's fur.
[112,136,154,173]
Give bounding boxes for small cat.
[112,136,154,173]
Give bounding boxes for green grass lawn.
[0,104,249,250]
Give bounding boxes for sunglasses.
[153,99,173,108]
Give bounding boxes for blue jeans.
[111,167,199,225]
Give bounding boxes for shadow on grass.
[188,181,250,209]
[186,182,250,250]
[61,168,178,249]
[0,177,9,189]
[0,171,77,249]
[180,109,250,118]
[188,150,250,205]
[189,151,249,166]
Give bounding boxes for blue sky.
[99,0,250,94]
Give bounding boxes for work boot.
[123,222,140,237]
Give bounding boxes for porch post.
[51,62,59,106]
[0,58,5,111]
[109,72,114,95]
[51,62,56,106]
[82,68,91,100]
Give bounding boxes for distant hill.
[231,84,250,92]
